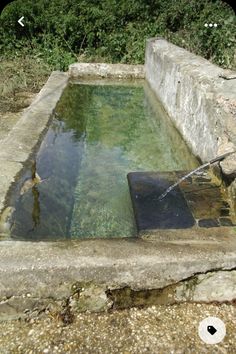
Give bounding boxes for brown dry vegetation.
[0,57,50,114]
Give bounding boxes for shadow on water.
[10,117,86,240]
[30,186,40,232]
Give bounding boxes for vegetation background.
[0,0,235,112]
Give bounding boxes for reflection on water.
[11,119,83,240]
[31,186,40,231]
[10,82,198,240]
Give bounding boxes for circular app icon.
[198,317,226,344]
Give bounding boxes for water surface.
[10,81,198,240]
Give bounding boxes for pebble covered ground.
[0,303,235,353]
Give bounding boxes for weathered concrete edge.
[145,38,236,175]
[1,269,235,321]
[0,231,236,311]
[68,63,145,79]
[0,71,68,213]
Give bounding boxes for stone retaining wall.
[145,38,236,176]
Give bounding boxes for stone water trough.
[0,39,236,320]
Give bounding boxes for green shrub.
[0,0,235,70]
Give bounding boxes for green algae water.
[10,81,198,240]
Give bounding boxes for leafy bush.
[0,0,235,70]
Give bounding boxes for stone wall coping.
[69,62,145,79]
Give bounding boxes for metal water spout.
[158,150,236,201]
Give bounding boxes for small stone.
[220,208,230,217]
[28,329,34,336]
[198,218,219,228]
[219,217,234,226]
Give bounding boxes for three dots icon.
[204,23,218,28]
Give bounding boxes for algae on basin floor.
[68,83,198,238]
[9,81,198,240]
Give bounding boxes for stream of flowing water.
[158,151,235,201]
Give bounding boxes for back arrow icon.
[18,16,24,27]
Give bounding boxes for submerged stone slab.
[127,172,195,230]
[127,170,236,232]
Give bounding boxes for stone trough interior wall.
[145,38,236,177]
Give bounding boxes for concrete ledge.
[0,228,236,317]
[145,38,236,175]
[68,63,144,79]
[0,71,68,213]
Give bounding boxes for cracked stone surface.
[175,270,236,302]
[0,228,236,318]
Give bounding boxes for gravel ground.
[0,303,235,353]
